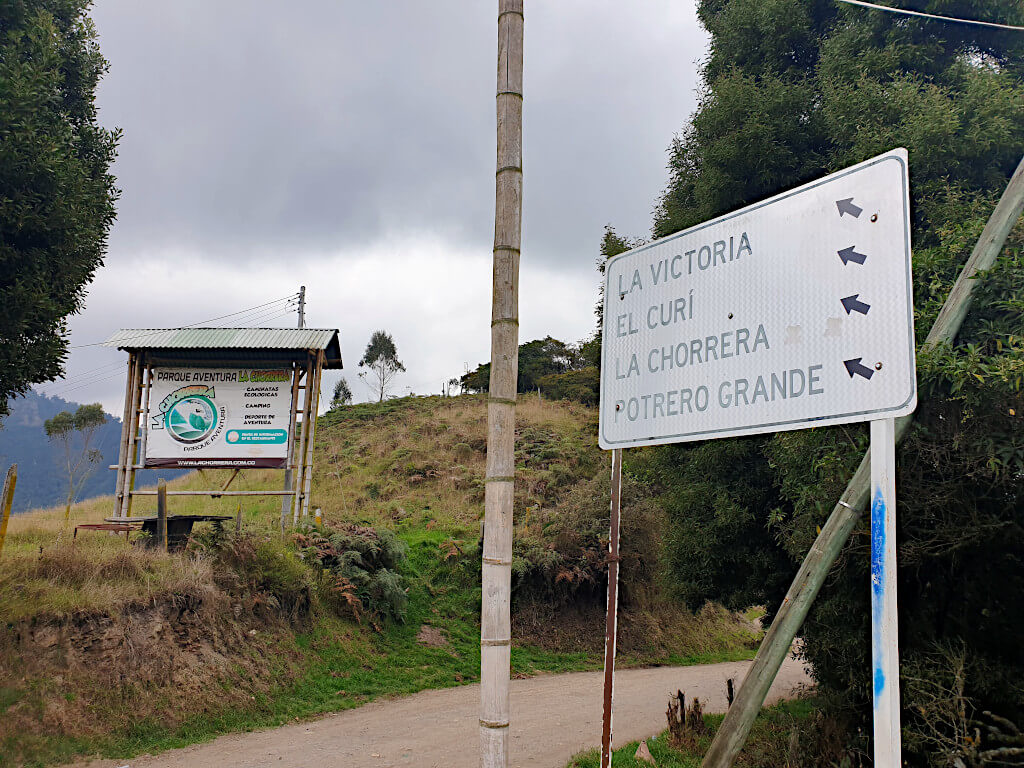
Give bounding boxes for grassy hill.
[0,394,759,767]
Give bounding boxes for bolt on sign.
[146,367,292,468]
[599,148,916,449]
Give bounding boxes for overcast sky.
[35,1,709,412]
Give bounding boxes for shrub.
[293,523,408,623]
[190,531,313,619]
[511,472,664,609]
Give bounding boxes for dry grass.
[0,538,214,621]
[1,393,599,622]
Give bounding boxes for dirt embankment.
[1,592,299,756]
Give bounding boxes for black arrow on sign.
[837,246,867,265]
[836,198,863,218]
[844,358,875,380]
[840,294,870,315]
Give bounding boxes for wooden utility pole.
[0,465,17,556]
[481,3,523,767]
[702,153,1024,768]
[156,479,168,552]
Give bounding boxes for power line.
[68,292,300,349]
[836,0,1024,31]
[37,296,303,401]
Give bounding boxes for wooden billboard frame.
[110,349,326,529]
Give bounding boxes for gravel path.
[76,655,809,768]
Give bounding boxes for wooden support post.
[281,363,301,532]
[600,448,623,768]
[0,465,17,556]
[300,351,324,519]
[701,153,1024,768]
[121,355,146,518]
[113,354,138,516]
[156,479,168,552]
[481,3,524,766]
[293,354,315,525]
[220,469,242,492]
[870,418,901,766]
[138,363,153,460]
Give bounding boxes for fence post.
[157,479,168,552]
[0,465,17,556]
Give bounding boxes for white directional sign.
[599,148,916,449]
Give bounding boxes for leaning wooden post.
[481,3,524,767]
[0,465,17,556]
[701,153,1024,768]
[156,479,168,552]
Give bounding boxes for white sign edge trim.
[598,148,917,449]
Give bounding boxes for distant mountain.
[0,391,186,514]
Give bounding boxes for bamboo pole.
[112,354,138,516]
[702,153,1024,768]
[138,363,153,460]
[481,3,524,767]
[300,351,324,519]
[281,362,301,532]
[0,465,17,556]
[292,354,315,525]
[131,489,296,496]
[121,355,146,518]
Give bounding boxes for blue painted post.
[870,417,901,766]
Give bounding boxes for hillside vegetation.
[0,394,758,767]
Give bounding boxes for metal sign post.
[600,448,623,768]
[870,417,901,766]
[595,149,919,765]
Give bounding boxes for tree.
[358,330,405,402]
[647,1,1024,763]
[44,403,106,523]
[0,1,119,418]
[331,377,352,408]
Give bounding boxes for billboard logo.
[153,386,220,444]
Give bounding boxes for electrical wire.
[68,292,300,349]
[38,295,303,400]
[836,0,1024,31]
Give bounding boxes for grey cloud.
[93,1,707,269]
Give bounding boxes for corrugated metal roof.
[104,327,337,350]
[102,328,343,368]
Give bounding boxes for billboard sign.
[146,367,292,468]
[599,148,916,449]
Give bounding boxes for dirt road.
[79,656,809,768]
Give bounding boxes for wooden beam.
[300,350,324,519]
[131,490,296,497]
[112,354,138,516]
[281,362,302,532]
[122,356,146,517]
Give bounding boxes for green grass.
[2,526,756,767]
[565,698,819,768]
[1,395,760,767]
